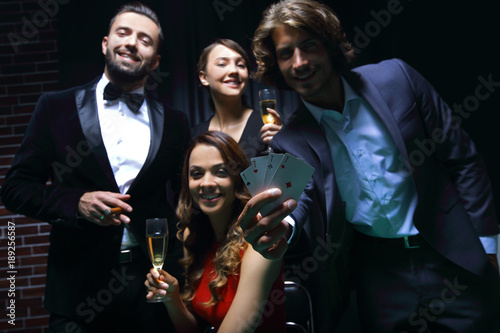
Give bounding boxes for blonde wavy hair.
[176,131,251,307]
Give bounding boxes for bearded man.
[1,2,190,332]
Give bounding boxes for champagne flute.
[258,89,277,154]
[146,218,169,303]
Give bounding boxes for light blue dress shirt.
[305,78,418,238]
[301,77,496,252]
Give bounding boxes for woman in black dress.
[192,39,282,160]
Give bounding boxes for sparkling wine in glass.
[259,89,277,154]
[146,218,169,303]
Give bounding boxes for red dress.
[191,243,286,332]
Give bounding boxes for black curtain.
[57,0,500,207]
[57,0,302,125]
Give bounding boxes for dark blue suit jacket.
[272,58,499,277]
[1,77,191,319]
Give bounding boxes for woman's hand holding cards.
[237,188,296,261]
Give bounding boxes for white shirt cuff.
[284,215,296,245]
[480,235,498,254]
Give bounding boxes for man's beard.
[105,50,150,83]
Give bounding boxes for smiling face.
[188,144,236,225]
[102,12,161,89]
[272,24,339,107]
[198,44,249,100]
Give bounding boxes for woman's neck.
[209,213,232,244]
[209,95,252,142]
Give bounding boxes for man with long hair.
[239,0,500,331]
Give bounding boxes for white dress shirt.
[96,74,151,249]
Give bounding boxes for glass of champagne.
[146,218,169,303]
[259,89,277,154]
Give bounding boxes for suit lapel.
[75,80,118,189]
[294,103,338,237]
[145,96,164,169]
[346,73,410,165]
[128,95,164,191]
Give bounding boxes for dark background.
[56,0,500,207]
[0,2,497,330]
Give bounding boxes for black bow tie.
[103,82,144,114]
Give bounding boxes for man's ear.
[150,55,161,71]
[101,36,108,56]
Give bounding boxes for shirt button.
[357,149,363,157]
[369,174,377,181]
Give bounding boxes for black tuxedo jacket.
[1,77,191,319]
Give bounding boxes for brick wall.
[0,1,62,331]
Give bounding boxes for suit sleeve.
[1,94,86,225]
[396,59,499,235]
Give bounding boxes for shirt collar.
[302,76,360,124]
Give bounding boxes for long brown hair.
[252,0,356,89]
[176,131,251,306]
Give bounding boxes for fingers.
[261,117,283,143]
[104,207,123,216]
[146,269,168,293]
[238,188,296,260]
[238,188,283,231]
[149,268,177,286]
[250,220,288,253]
[260,123,281,133]
[102,207,132,225]
[263,236,288,261]
[150,267,160,279]
[243,199,295,246]
[261,127,282,144]
[145,274,168,297]
[90,211,122,226]
[145,269,179,301]
[242,203,286,244]
[266,108,282,126]
[77,191,133,226]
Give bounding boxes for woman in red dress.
[145,131,286,333]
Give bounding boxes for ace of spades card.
[240,153,314,216]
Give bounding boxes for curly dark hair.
[176,131,251,307]
[252,0,356,89]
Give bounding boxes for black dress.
[191,109,267,160]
